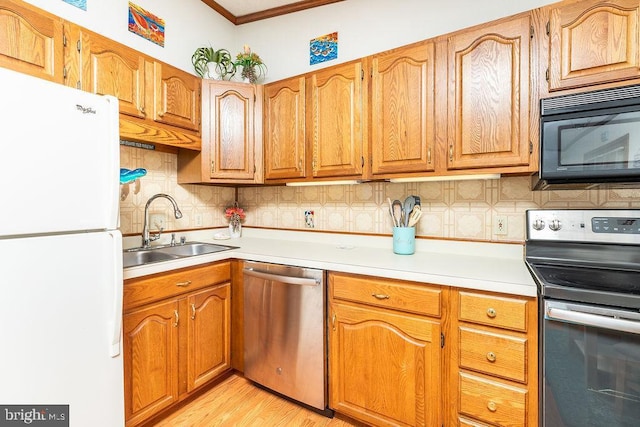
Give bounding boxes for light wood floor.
[152,374,367,427]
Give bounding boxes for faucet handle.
[150,228,163,242]
[180,236,186,245]
[171,233,176,246]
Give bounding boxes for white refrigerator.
[0,67,125,426]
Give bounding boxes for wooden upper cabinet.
[447,14,532,170]
[0,0,63,83]
[81,30,146,119]
[308,60,365,179]
[61,23,200,150]
[203,80,262,182]
[152,61,200,133]
[263,76,306,181]
[548,0,640,91]
[370,42,436,176]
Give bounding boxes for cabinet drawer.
[124,261,230,311]
[459,327,527,383]
[459,291,528,331]
[459,372,526,426]
[331,273,441,317]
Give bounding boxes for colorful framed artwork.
[62,0,86,11]
[310,32,338,65]
[128,2,165,47]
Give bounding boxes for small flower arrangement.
[234,45,267,83]
[225,203,245,238]
[225,204,245,224]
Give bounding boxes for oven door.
[542,299,640,426]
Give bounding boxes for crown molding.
[201,0,345,25]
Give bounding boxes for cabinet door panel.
[153,61,200,132]
[329,302,441,427]
[204,82,257,180]
[264,76,306,180]
[123,299,179,425]
[549,0,640,90]
[187,284,231,391]
[309,61,364,178]
[0,0,63,82]
[371,42,435,175]
[82,31,146,119]
[448,16,531,169]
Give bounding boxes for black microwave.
[535,84,640,190]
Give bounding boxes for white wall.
[21,0,235,74]
[236,0,559,81]
[22,0,556,82]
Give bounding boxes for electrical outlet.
[194,213,203,227]
[494,215,508,235]
[304,210,315,228]
[150,214,165,230]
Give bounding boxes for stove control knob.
[532,219,545,230]
[549,219,562,231]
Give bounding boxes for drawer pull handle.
[176,280,192,287]
[486,307,497,318]
[487,401,497,412]
[486,351,497,362]
[372,293,390,300]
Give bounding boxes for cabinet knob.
[487,401,497,412]
[486,307,497,318]
[486,351,497,362]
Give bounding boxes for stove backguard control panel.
[526,209,640,244]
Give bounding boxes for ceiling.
[201,0,345,25]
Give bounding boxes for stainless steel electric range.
[525,209,640,427]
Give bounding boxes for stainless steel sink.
[123,242,237,268]
[123,250,179,268]
[160,242,235,257]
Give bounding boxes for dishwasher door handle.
[243,267,320,286]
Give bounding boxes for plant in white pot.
[191,46,235,80]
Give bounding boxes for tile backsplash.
[120,146,640,243]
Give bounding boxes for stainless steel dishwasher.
[243,260,329,413]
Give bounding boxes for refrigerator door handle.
[108,230,124,357]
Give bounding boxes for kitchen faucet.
[141,193,183,248]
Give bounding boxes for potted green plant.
[191,46,235,80]
[234,45,267,83]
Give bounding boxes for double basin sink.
[123,241,238,268]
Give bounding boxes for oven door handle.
[547,306,640,335]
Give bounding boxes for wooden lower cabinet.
[123,299,179,425]
[186,285,231,392]
[449,289,538,427]
[328,273,538,427]
[123,262,231,427]
[328,272,443,427]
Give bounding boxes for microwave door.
[540,107,640,183]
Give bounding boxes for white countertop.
[123,228,538,297]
